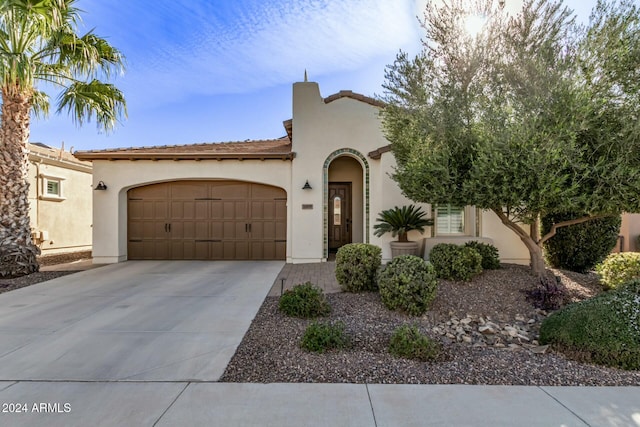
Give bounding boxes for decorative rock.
[479,325,496,335]
[462,335,472,343]
[531,345,550,354]
[504,326,519,337]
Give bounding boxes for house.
[28,142,93,255]
[74,80,535,265]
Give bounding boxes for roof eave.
[73,152,295,161]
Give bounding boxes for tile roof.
[29,143,92,169]
[324,90,385,108]
[74,137,294,161]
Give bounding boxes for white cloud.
[86,0,421,105]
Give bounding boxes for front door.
[328,182,352,251]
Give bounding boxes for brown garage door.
[127,181,286,260]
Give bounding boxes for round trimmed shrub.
[539,279,640,370]
[378,255,438,316]
[278,282,330,318]
[542,212,621,273]
[335,243,382,292]
[429,243,482,281]
[300,321,347,353]
[389,325,440,362]
[596,252,640,290]
[464,241,500,270]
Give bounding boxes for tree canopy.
[381,0,640,276]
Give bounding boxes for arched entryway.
[323,149,369,258]
[127,180,286,260]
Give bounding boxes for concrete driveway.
[0,260,283,382]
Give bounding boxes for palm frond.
[56,79,126,132]
[30,89,50,118]
[373,205,433,241]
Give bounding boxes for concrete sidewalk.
[0,382,637,426]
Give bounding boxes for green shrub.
[429,243,482,281]
[300,321,347,353]
[539,279,640,370]
[335,243,382,292]
[389,325,441,362]
[464,241,500,270]
[278,282,331,318]
[378,255,438,316]
[596,252,640,290]
[542,212,621,273]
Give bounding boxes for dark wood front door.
[328,182,352,251]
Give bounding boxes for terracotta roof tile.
[74,137,294,161]
[29,143,92,168]
[324,90,385,108]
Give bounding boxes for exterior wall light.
[302,180,312,190]
[94,181,108,191]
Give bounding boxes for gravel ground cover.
[0,251,90,294]
[221,264,640,385]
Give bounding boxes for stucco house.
[74,80,540,265]
[28,142,93,255]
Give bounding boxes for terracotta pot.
[390,241,420,258]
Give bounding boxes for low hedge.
[539,279,640,370]
[429,243,482,281]
[335,244,381,292]
[378,255,438,316]
[389,325,441,362]
[596,252,640,290]
[278,282,330,318]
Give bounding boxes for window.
[436,205,465,235]
[41,176,65,200]
[333,196,341,225]
[46,179,60,197]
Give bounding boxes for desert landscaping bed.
[221,264,640,385]
[0,251,90,294]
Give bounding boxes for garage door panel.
[223,241,248,259]
[252,183,285,199]
[129,183,169,199]
[171,182,209,200]
[172,240,209,260]
[128,181,286,260]
[223,201,246,219]
[276,201,286,219]
[276,222,287,240]
[211,182,250,199]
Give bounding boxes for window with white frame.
[436,205,465,235]
[42,176,64,200]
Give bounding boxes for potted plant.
[373,205,433,258]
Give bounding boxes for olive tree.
[381,0,640,277]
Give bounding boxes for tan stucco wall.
[618,213,640,252]
[28,156,93,255]
[90,159,292,263]
[289,82,431,262]
[480,210,530,265]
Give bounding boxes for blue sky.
[29,0,604,152]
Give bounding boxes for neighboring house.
[28,142,93,255]
[74,80,538,265]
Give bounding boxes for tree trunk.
[492,208,546,278]
[0,89,40,277]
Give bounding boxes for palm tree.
[0,0,126,277]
